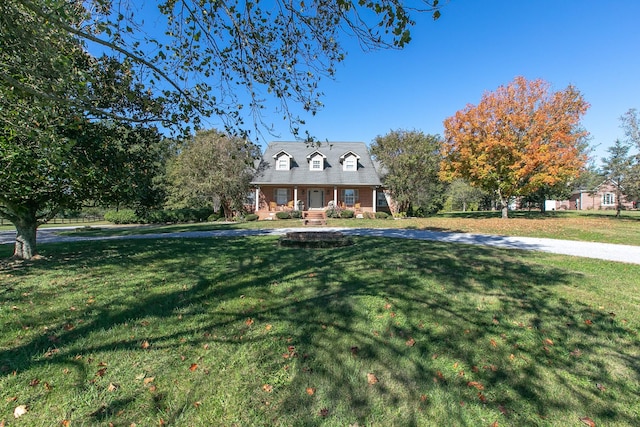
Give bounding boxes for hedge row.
[104,208,216,224]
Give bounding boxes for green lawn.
[1,236,639,425]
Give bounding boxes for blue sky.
[214,0,640,163]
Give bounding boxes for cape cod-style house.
[250,141,390,219]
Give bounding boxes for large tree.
[601,139,634,217]
[0,116,167,259]
[370,130,445,215]
[1,1,171,259]
[4,0,444,137]
[167,130,260,219]
[620,108,640,201]
[441,76,590,218]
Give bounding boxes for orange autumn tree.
[441,76,590,218]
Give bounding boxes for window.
[377,191,388,207]
[275,188,289,205]
[344,157,356,171]
[310,158,322,170]
[277,157,289,170]
[602,193,615,206]
[343,189,359,206]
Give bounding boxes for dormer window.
[340,151,360,171]
[306,150,326,171]
[273,150,293,171]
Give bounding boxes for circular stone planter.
[278,231,354,248]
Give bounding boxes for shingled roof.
[252,141,383,186]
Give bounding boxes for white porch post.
[294,186,298,210]
[333,186,338,206]
[372,187,377,213]
[254,187,260,212]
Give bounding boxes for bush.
[325,208,341,218]
[104,209,140,224]
[340,209,354,218]
[207,213,221,222]
[244,213,259,221]
[291,210,302,219]
[375,211,390,219]
[275,211,291,219]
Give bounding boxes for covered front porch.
[252,185,387,219]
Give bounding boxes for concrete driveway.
[2,226,640,265]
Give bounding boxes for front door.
[308,188,324,209]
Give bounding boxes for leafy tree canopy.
[3,0,444,138]
[441,76,590,218]
[371,129,445,215]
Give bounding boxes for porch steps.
[302,211,327,226]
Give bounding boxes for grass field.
[1,233,639,426]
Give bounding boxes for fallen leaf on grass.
[570,349,582,357]
[306,387,316,395]
[490,422,499,427]
[96,368,107,377]
[584,319,593,325]
[29,378,40,387]
[319,408,329,417]
[61,420,70,426]
[262,384,273,393]
[143,377,155,385]
[141,340,150,349]
[108,383,119,392]
[498,405,508,415]
[265,324,273,331]
[189,364,198,372]
[543,338,554,346]
[350,346,359,356]
[367,373,379,385]
[194,401,202,408]
[467,381,484,390]
[579,416,596,427]
[405,338,416,347]
[245,318,254,326]
[596,383,606,392]
[478,392,487,403]
[13,405,28,418]
[490,339,497,347]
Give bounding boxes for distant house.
[250,141,390,218]
[546,180,636,210]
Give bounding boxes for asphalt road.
[2,226,640,265]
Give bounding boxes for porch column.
[333,186,338,206]
[372,187,377,213]
[294,186,298,210]
[254,187,260,212]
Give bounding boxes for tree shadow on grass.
[1,237,638,425]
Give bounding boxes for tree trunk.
[13,218,39,260]
[500,197,509,219]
